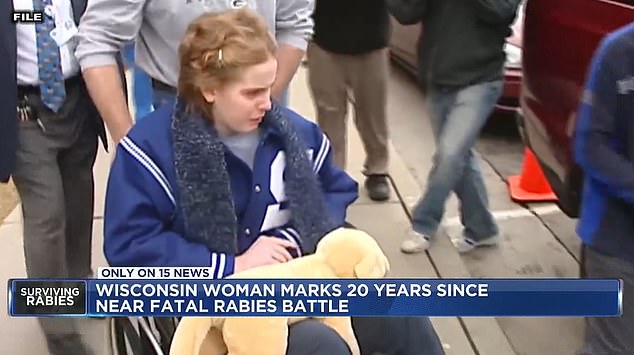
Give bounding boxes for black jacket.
[312,0,390,55]
[1,0,125,183]
[1,0,18,183]
[388,0,521,90]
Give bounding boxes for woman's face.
[201,56,277,136]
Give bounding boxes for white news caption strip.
[97,267,218,279]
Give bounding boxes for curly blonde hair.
[177,8,277,117]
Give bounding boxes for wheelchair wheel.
[108,317,180,355]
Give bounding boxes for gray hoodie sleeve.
[275,0,315,51]
[75,0,146,70]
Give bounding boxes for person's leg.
[400,88,453,253]
[12,113,91,354]
[286,320,352,355]
[307,42,349,169]
[352,317,445,355]
[452,149,498,252]
[13,123,69,278]
[450,81,503,252]
[404,82,501,253]
[58,118,99,279]
[347,48,390,201]
[577,245,634,355]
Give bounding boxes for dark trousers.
[289,317,445,355]
[578,245,634,355]
[294,223,445,354]
[287,319,351,354]
[353,317,445,355]
[12,82,98,344]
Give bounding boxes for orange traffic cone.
[507,148,557,202]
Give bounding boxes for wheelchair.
[107,222,357,355]
[108,316,180,355]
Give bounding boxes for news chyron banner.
[7,267,623,318]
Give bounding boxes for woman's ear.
[201,87,216,103]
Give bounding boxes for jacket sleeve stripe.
[285,227,301,241]
[120,137,176,205]
[215,253,226,279]
[210,253,231,278]
[313,133,330,174]
[279,229,302,257]
[211,253,218,277]
[313,134,328,173]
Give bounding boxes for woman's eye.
[246,89,265,97]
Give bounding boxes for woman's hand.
[234,236,297,273]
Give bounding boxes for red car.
[517,0,634,217]
[388,2,525,115]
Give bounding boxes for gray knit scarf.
[171,98,338,255]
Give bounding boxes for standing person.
[389,0,522,254]
[574,22,634,355]
[75,0,312,145]
[307,0,391,201]
[104,9,446,355]
[1,0,119,353]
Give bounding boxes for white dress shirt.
[14,0,80,86]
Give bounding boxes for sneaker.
[365,175,391,201]
[454,234,500,254]
[400,229,432,254]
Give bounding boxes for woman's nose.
[260,96,272,111]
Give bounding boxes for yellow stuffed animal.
[169,227,390,355]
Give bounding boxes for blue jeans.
[412,80,503,241]
[123,44,154,121]
[152,88,176,111]
[292,317,446,355]
[234,316,444,355]
[287,320,351,354]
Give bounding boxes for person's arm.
[574,37,634,204]
[273,0,314,100]
[386,0,429,25]
[104,139,235,278]
[474,0,522,25]
[83,67,131,145]
[272,45,304,101]
[75,0,146,144]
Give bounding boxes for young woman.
[104,9,445,355]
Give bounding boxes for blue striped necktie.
[34,0,66,112]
